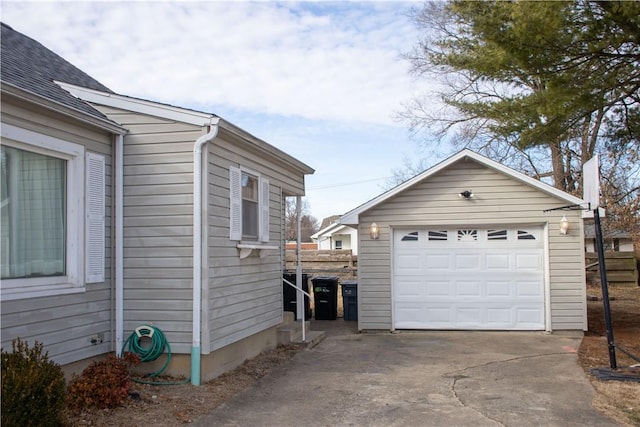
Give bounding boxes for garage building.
[340,150,587,332]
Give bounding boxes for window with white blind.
[229,166,270,242]
[0,124,105,300]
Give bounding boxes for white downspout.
[192,118,220,386]
[115,134,124,356]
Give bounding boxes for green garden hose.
[122,325,189,385]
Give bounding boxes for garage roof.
[340,149,585,225]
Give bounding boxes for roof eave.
[1,82,127,134]
[57,82,315,176]
[219,118,315,176]
[55,81,216,127]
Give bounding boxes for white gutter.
[115,134,124,356]
[192,119,220,386]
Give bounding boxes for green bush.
[66,352,139,412]
[1,338,67,427]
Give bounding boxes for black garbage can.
[341,280,358,321]
[312,276,339,320]
[283,273,311,320]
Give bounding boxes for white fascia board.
[55,81,217,126]
[310,222,342,239]
[340,149,585,225]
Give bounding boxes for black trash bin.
[311,276,339,320]
[341,280,358,321]
[283,273,311,320]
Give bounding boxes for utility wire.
[307,176,392,191]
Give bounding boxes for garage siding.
[357,160,586,331]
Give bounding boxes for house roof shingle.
[1,23,114,122]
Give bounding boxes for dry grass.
[66,344,305,426]
[579,284,640,427]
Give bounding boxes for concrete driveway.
[194,328,617,426]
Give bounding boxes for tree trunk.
[549,140,567,191]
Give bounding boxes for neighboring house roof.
[56,81,315,176]
[311,222,354,241]
[1,23,122,132]
[341,149,586,225]
[319,215,341,230]
[583,220,633,239]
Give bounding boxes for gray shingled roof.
[1,23,114,122]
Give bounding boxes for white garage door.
[393,227,545,330]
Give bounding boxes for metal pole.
[593,208,617,369]
[296,195,306,342]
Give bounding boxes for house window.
[335,240,343,250]
[1,145,66,279]
[229,166,270,242]
[0,124,104,300]
[612,239,620,252]
[242,173,259,239]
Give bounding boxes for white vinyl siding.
[94,106,201,353]
[88,104,303,356]
[357,160,586,332]
[206,133,287,353]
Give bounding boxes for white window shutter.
[86,152,105,283]
[259,177,270,242]
[229,166,242,240]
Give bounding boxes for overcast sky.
[3,0,448,223]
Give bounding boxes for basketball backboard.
[583,155,600,210]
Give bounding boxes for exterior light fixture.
[369,222,380,240]
[459,190,474,199]
[560,215,569,235]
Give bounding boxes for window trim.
[229,166,270,245]
[1,124,85,300]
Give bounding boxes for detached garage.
[341,150,588,333]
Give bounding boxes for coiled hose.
[122,325,189,385]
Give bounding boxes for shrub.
[1,338,67,427]
[66,352,140,412]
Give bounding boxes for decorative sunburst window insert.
[401,231,419,241]
[457,229,478,242]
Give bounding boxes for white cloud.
[3,1,422,125]
[2,0,449,221]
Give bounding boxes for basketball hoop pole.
[583,155,617,369]
[593,206,617,369]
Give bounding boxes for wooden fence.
[585,251,639,287]
[284,249,357,282]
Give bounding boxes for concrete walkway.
[195,325,617,426]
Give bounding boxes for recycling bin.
[283,273,311,320]
[341,280,358,321]
[311,276,339,320]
